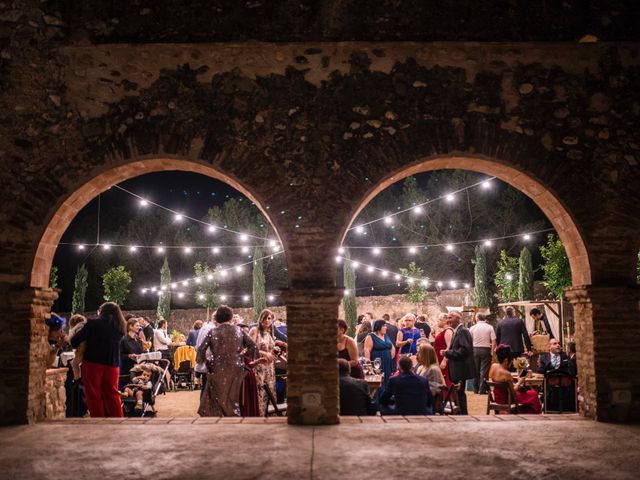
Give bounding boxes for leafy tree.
[49,265,59,289]
[517,247,534,300]
[494,250,519,302]
[399,261,428,306]
[157,258,171,319]
[342,250,357,334]
[194,261,219,318]
[252,246,266,321]
[539,234,571,299]
[71,263,88,314]
[102,266,132,306]
[472,246,490,307]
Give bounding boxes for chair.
[443,382,461,415]
[486,381,519,414]
[543,372,577,413]
[264,384,287,416]
[173,360,195,390]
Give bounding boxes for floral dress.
[254,330,276,416]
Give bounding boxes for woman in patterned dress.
[249,309,277,416]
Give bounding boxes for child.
[122,368,153,411]
[68,314,87,380]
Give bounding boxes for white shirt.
[469,321,496,348]
[194,321,216,373]
[153,328,171,351]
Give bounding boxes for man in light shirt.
[469,313,496,394]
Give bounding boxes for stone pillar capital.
[280,287,344,306]
[564,284,640,305]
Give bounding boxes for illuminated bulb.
[335,256,342,263]
[344,289,350,296]
[351,261,360,269]
[206,274,213,281]
[182,280,189,287]
[372,247,381,256]
[445,244,454,251]
[450,281,458,288]
[184,246,192,254]
[523,234,531,241]
[464,283,471,289]
[160,285,167,291]
[178,292,185,299]
[437,281,443,287]
[413,205,423,214]
[241,246,250,254]
[394,274,402,281]
[235,265,243,273]
[78,244,85,251]
[338,247,345,254]
[198,294,205,300]
[174,214,183,222]
[195,278,202,284]
[102,243,111,251]
[445,193,455,202]
[367,266,375,273]
[212,246,220,254]
[141,288,147,294]
[421,279,429,287]
[157,246,165,254]
[356,226,365,234]
[384,216,393,225]
[220,270,228,278]
[139,199,149,207]
[381,270,389,277]
[409,246,417,255]
[269,240,277,248]
[151,287,157,292]
[243,295,250,302]
[157,291,163,296]
[272,245,281,252]
[407,278,415,285]
[208,225,217,233]
[482,180,492,189]
[220,295,227,301]
[170,283,177,289]
[129,245,138,253]
[505,273,514,281]
[268,295,275,302]
[239,234,249,242]
[484,240,492,247]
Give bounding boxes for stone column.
[282,287,343,425]
[565,285,640,422]
[1,286,58,425]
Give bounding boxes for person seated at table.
[489,344,541,414]
[537,338,570,375]
[414,343,445,397]
[380,355,433,415]
[338,359,377,416]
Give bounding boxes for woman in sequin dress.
[197,305,257,417]
[250,309,277,416]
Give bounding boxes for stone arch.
[30,156,286,289]
[343,154,592,287]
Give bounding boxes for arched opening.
[29,157,289,421]
[336,155,592,417]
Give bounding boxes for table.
[365,374,383,398]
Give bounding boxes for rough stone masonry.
[0,1,639,425]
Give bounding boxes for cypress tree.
[518,247,534,300]
[71,263,88,315]
[343,249,357,335]
[473,245,490,307]
[157,257,171,320]
[252,246,266,321]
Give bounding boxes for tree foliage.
[252,246,266,321]
[539,234,571,299]
[102,266,132,306]
[494,250,519,302]
[71,263,88,314]
[157,258,171,319]
[49,265,59,289]
[399,261,428,305]
[194,262,219,315]
[472,246,490,307]
[517,247,534,301]
[342,250,357,334]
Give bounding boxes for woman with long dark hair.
[249,309,277,416]
[489,344,541,414]
[364,319,395,403]
[71,302,126,417]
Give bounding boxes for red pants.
[82,361,123,417]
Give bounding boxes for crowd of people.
[45,302,578,418]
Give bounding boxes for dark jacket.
[568,354,577,377]
[186,329,199,347]
[339,374,376,416]
[385,323,399,347]
[537,351,570,375]
[71,316,124,367]
[415,321,431,340]
[496,317,532,354]
[444,325,476,382]
[120,335,144,375]
[380,371,433,415]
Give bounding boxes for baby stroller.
[121,352,171,417]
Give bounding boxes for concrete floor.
[1,416,639,480]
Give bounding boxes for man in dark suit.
[496,307,532,358]
[338,359,376,416]
[380,356,433,415]
[442,312,476,415]
[530,307,554,339]
[567,341,577,377]
[537,338,570,374]
[537,338,574,412]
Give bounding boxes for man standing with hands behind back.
[441,312,476,415]
[496,306,532,359]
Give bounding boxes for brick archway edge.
[346,155,591,286]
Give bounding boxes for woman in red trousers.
[71,302,126,417]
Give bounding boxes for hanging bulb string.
[59,242,274,250]
[112,184,271,242]
[348,177,496,232]
[345,227,553,250]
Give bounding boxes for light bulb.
[243,295,250,302]
[77,244,85,251]
[372,247,381,256]
[157,291,163,296]
[157,246,165,254]
[235,265,243,272]
[241,246,250,254]
[413,205,423,214]
[239,234,249,242]
[269,239,277,248]
[178,292,185,299]
[220,295,227,301]
[394,274,402,281]
[208,225,216,233]
[421,279,429,287]
[409,246,417,255]
[335,256,342,263]
[268,295,275,302]
[482,180,491,189]
[170,283,177,289]
[195,278,202,284]
[351,261,360,269]
[198,294,205,300]
[102,243,111,250]
[272,245,281,252]
[484,240,492,247]
[464,283,471,289]
[506,273,514,281]
[129,245,138,253]
[206,274,213,281]
[356,226,365,234]
[139,199,149,207]
[338,247,345,254]
[445,244,454,252]
[367,266,375,273]
[160,285,167,291]
[211,246,220,254]
[182,280,189,286]
[151,287,157,292]
[141,288,147,294]
[384,216,393,225]
[174,214,183,222]
[407,278,415,285]
[184,246,192,254]
[381,271,388,277]
[523,234,531,241]
[445,193,455,202]
[344,289,350,296]
[450,281,458,288]
[437,281,443,287]
[220,270,228,278]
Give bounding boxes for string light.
[239,234,249,242]
[344,289,350,296]
[338,247,345,255]
[484,240,492,247]
[194,278,202,284]
[523,234,531,241]
[421,279,429,287]
[206,274,214,281]
[243,295,250,302]
[77,244,85,251]
[445,244,454,251]
[212,247,220,254]
[235,265,244,273]
[335,256,342,263]
[412,205,423,214]
[178,292,185,299]
[356,226,365,234]
[445,193,455,202]
[157,246,165,254]
[437,281,443,287]
[174,214,184,222]
[170,283,177,289]
[139,199,149,207]
[505,273,514,281]
[208,225,217,233]
[198,294,205,300]
[367,266,375,273]
[384,216,393,225]
[450,281,457,288]
[464,283,471,289]
[182,280,189,286]
[184,246,193,254]
[372,247,381,256]
[241,246,250,254]
[102,243,111,250]
[482,180,492,189]
[408,246,417,255]
[129,245,138,253]
[268,295,275,301]
[220,295,227,301]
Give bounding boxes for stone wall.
[44,368,67,420]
